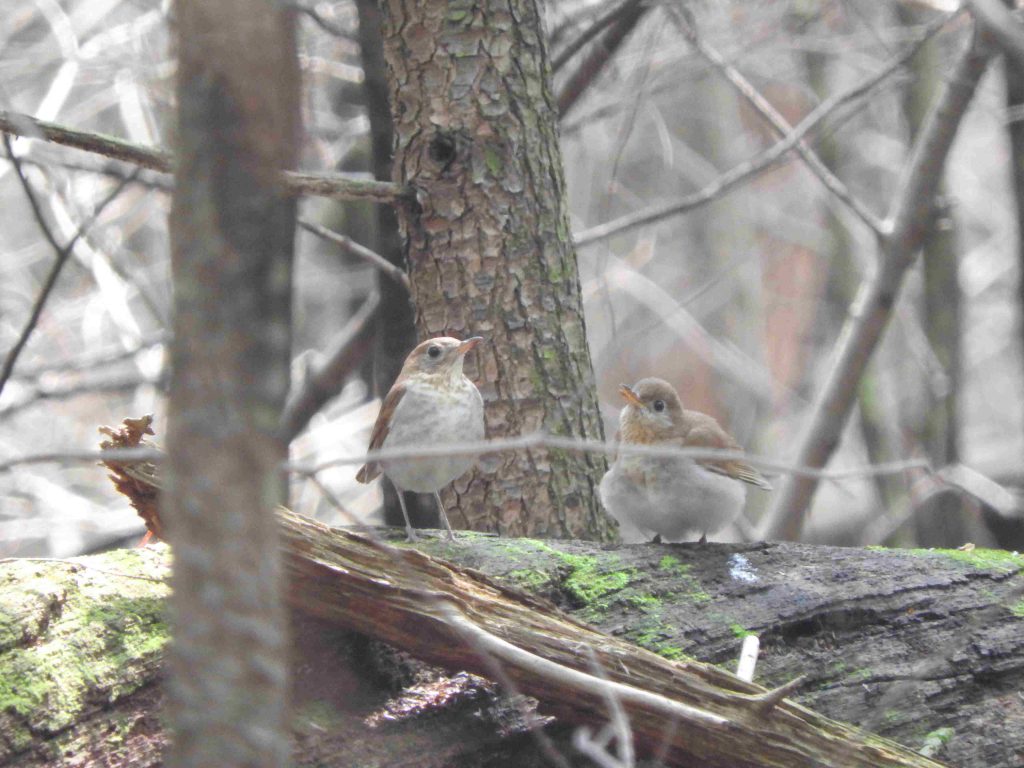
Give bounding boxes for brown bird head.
[399,336,482,387]
[618,377,685,443]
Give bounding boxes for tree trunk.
[165,3,299,766]
[6,522,1022,767]
[1007,58,1024,458]
[897,5,962,469]
[377,0,612,540]
[352,0,437,532]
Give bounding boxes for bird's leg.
[434,491,457,542]
[394,485,418,541]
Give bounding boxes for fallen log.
[5,418,1022,766]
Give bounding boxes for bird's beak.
[618,384,643,408]
[457,336,484,356]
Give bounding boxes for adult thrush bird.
[356,336,484,541]
[599,377,770,543]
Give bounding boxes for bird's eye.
[427,345,442,359]
[652,400,666,412]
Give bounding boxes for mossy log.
[3,514,1023,766]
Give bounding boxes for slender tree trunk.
[352,0,435,530]
[802,36,909,528]
[1007,58,1024,443]
[898,5,962,468]
[378,0,612,539]
[164,3,299,766]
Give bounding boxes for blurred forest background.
[1,0,1020,556]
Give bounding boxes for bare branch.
[280,291,380,440]
[11,332,167,379]
[0,432,930,484]
[551,0,643,74]
[665,6,886,235]
[966,0,1024,65]
[0,371,163,419]
[0,135,138,398]
[761,30,994,542]
[556,0,649,116]
[298,219,409,289]
[288,432,931,483]
[0,110,411,203]
[0,446,162,473]
[573,11,958,248]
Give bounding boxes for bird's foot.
[698,533,708,545]
[651,534,662,544]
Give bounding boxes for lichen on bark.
[379,0,612,539]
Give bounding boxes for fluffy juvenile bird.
[356,336,484,541]
[599,377,770,543]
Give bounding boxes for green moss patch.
[657,555,710,603]
[0,549,170,754]
[868,545,1024,573]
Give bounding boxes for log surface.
[2,522,1022,767]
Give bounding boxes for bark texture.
[378,0,612,539]
[165,3,299,766]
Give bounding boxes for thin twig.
[287,432,931,482]
[0,371,163,419]
[0,110,411,203]
[556,0,650,116]
[0,433,930,484]
[299,219,409,289]
[11,332,167,379]
[573,11,958,248]
[0,135,139,398]
[551,0,643,74]
[280,291,380,440]
[666,6,886,235]
[0,446,163,473]
[760,29,994,541]
[442,603,729,728]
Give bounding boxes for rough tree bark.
[164,3,299,766]
[377,0,612,539]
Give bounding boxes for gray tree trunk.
[164,3,300,765]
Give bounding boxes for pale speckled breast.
[380,378,484,493]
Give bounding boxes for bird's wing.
[355,382,407,484]
[684,418,772,490]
